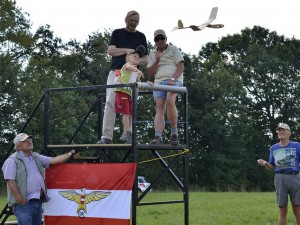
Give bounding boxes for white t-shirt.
[147,44,184,84]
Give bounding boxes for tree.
[2,3,300,192]
[0,0,34,149]
[218,26,300,143]
[0,54,21,144]
[186,26,300,190]
[185,50,253,190]
[0,0,34,61]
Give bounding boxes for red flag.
[44,163,137,225]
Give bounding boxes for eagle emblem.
[59,188,111,218]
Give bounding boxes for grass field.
[0,192,298,225]
[135,192,296,225]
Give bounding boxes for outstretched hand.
[137,70,144,79]
[257,159,266,167]
[70,149,80,159]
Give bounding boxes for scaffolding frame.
[0,83,189,225]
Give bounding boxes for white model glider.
[172,7,224,31]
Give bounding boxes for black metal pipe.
[44,91,50,154]
[131,83,138,225]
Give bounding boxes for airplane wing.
[209,7,218,20]
[196,7,218,30]
[189,25,201,31]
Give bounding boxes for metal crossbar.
[0,83,189,225]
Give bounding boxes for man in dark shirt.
[97,10,148,144]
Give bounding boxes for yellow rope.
[138,148,189,164]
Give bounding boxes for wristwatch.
[171,78,175,81]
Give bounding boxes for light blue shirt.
[2,151,51,200]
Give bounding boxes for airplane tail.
[178,20,184,28]
[171,20,184,31]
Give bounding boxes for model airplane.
[172,7,224,31]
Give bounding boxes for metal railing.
[0,82,189,225]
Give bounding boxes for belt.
[28,198,40,202]
[276,171,300,175]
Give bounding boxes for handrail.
[0,82,189,225]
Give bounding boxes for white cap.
[13,133,32,146]
[277,123,290,131]
[154,29,166,39]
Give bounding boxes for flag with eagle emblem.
[44,163,137,225]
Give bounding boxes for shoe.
[97,138,112,144]
[150,136,163,145]
[119,132,127,141]
[120,131,132,144]
[170,134,179,146]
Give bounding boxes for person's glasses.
[277,129,289,133]
[22,138,32,143]
[155,36,165,42]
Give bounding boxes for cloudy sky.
[16,0,300,55]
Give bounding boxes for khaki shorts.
[274,173,300,206]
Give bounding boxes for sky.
[16,0,300,55]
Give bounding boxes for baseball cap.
[277,123,290,131]
[136,45,146,55]
[14,133,32,145]
[126,49,143,59]
[154,29,166,39]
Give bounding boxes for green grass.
[0,197,16,221]
[1,192,298,224]
[136,192,296,225]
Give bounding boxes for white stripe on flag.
[44,189,132,219]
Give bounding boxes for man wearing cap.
[2,133,79,225]
[115,49,144,144]
[257,123,300,225]
[147,29,184,145]
[97,10,148,144]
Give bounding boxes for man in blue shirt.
[257,123,300,225]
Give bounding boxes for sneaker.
[170,134,179,146]
[120,131,132,144]
[150,136,163,145]
[119,132,127,142]
[97,138,112,144]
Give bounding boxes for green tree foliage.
[66,30,111,85]
[218,26,300,143]
[187,26,300,191]
[0,0,33,61]
[0,54,20,143]
[20,28,114,150]
[0,0,34,148]
[185,51,252,190]
[1,0,300,192]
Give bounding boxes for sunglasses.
[154,36,165,42]
[22,138,32,143]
